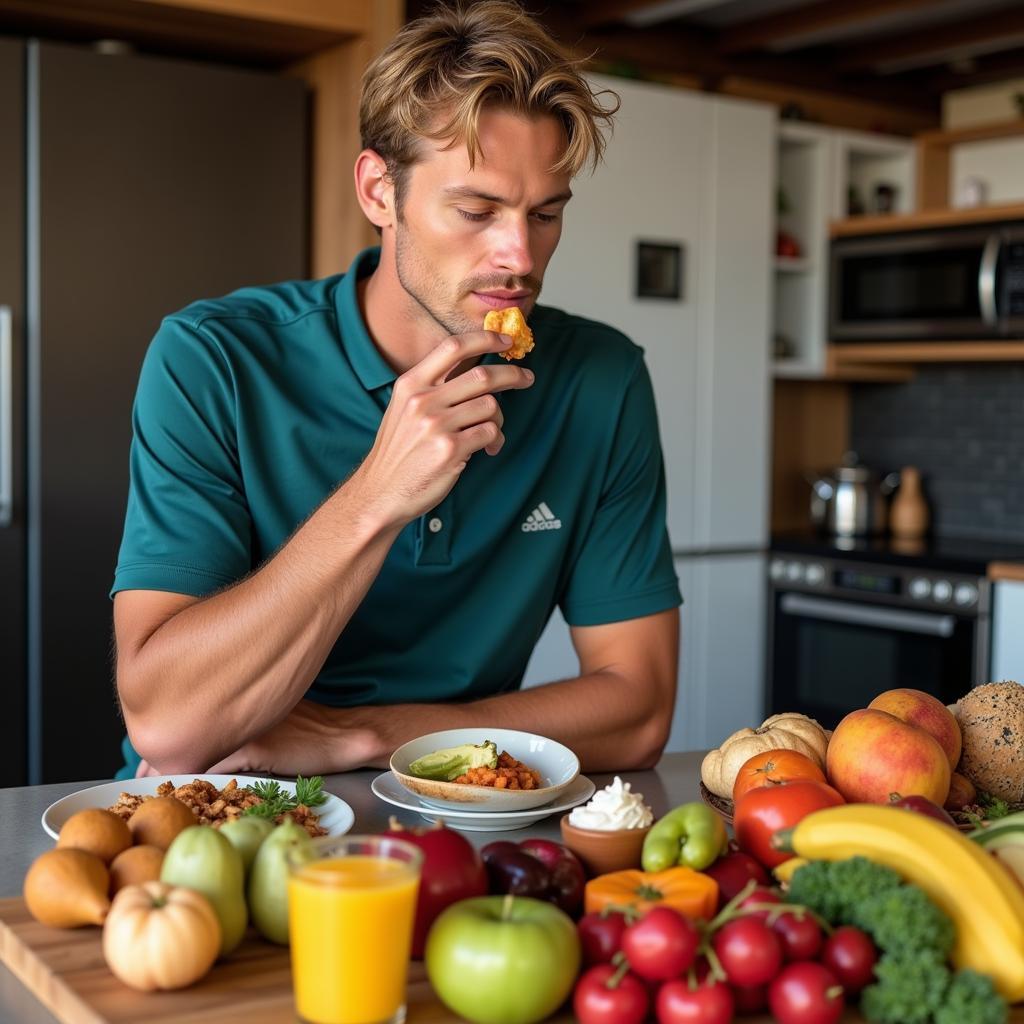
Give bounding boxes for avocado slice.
[407,740,499,781]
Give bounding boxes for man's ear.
[354,149,395,230]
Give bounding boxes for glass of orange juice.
[287,835,423,1024]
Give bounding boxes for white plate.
[41,774,355,840]
[371,772,596,832]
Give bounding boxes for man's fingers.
[409,330,512,387]
[438,362,533,406]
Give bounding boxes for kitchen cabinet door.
[992,580,1024,682]
[31,42,307,782]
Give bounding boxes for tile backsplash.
[850,363,1024,541]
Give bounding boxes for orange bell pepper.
[583,866,718,920]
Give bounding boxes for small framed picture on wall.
[636,241,683,300]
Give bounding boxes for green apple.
[425,894,580,1024]
[220,815,274,877]
[247,819,313,945]
[161,825,247,955]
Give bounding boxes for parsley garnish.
[242,775,327,819]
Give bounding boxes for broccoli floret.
[861,951,950,1024]
[853,883,955,958]
[787,856,902,925]
[934,970,1008,1024]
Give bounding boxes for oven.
[829,222,1024,341]
[767,554,990,729]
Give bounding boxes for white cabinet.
[525,78,774,752]
[992,580,1024,682]
[772,123,915,379]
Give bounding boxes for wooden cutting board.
[0,896,578,1024]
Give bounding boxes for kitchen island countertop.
[0,753,696,1023]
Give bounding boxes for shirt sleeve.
[559,353,682,626]
[111,316,252,597]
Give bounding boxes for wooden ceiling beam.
[924,46,1024,93]
[583,25,937,112]
[836,6,1024,72]
[717,0,938,56]
[577,0,670,29]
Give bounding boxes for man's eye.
[532,212,560,224]
[457,209,490,222]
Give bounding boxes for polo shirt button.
[428,517,443,533]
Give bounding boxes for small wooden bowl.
[559,815,651,876]
[699,781,734,825]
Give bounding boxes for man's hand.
[203,700,383,776]
[351,329,534,527]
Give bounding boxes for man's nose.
[493,218,534,278]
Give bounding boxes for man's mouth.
[472,290,533,310]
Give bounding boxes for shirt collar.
[335,246,398,392]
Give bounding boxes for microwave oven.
[830,222,1024,341]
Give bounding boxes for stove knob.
[770,559,787,581]
[908,577,932,600]
[932,580,953,603]
[786,562,804,583]
[805,563,826,586]
[954,583,979,607]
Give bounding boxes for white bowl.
[389,728,580,812]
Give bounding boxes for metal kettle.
[807,452,899,537]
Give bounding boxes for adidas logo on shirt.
[521,501,562,532]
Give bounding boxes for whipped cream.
[568,776,653,830]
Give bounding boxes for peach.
[827,708,951,805]
[868,687,962,770]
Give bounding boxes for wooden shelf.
[829,341,1024,364]
[990,562,1024,583]
[918,119,1024,212]
[831,200,1024,237]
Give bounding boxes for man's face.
[390,108,572,338]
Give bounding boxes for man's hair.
[360,0,618,196]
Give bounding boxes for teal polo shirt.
[113,247,680,773]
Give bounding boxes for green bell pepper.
[641,801,728,872]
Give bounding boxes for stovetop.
[771,529,1024,576]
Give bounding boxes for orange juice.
[289,846,420,1024]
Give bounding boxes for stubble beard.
[394,220,543,340]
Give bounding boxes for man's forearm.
[364,671,672,770]
[118,474,402,772]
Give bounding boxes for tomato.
[768,961,845,1024]
[712,916,783,986]
[735,885,782,923]
[655,976,735,1024]
[574,964,649,1024]
[820,926,878,993]
[578,911,630,966]
[732,750,826,804]
[702,851,769,910]
[771,910,823,961]
[620,906,700,981]
[733,781,845,869]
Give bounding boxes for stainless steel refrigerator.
[0,38,308,784]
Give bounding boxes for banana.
[772,856,809,885]
[789,804,1024,1001]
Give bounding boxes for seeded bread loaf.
[954,681,1024,803]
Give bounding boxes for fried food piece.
[484,306,534,361]
[452,750,544,789]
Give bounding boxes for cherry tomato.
[768,961,845,1024]
[820,926,878,993]
[772,910,823,961]
[655,976,735,1024]
[732,749,826,804]
[703,851,770,910]
[578,911,630,966]
[574,964,649,1024]
[712,916,783,987]
[621,906,700,981]
[735,885,782,924]
[733,781,845,869]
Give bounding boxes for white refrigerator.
[523,77,775,752]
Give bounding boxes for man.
[113,0,681,779]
